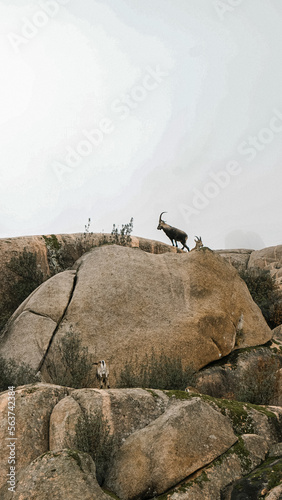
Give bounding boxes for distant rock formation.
[215,249,253,272]
[216,245,282,289]
[248,245,282,289]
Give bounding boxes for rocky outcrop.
[1,385,282,499]
[0,449,109,500]
[194,343,282,405]
[0,233,179,305]
[0,245,272,381]
[273,324,282,343]
[169,434,269,500]
[1,237,281,332]
[50,388,169,451]
[105,398,237,499]
[215,249,253,272]
[49,396,84,451]
[0,271,76,369]
[1,235,281,287]
[217,245,282,289]
[0,384,69,491]
[0,234,281,498]
[223,456,282,500]
[248,245,282,289]
[0,233,181,334]
[125,395,282,500]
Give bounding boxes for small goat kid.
[93,360,110,389]
[157,212,189,251]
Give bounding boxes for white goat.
[94,360,110,389]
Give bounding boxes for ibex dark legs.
[157,212,190,251]
[169,238,189,251]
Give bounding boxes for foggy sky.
[1,0,282,250]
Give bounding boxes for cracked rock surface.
[0,271,76,369]
[0,245,272,380]
[105,397,237,499]
[1,386,282,499]
[1,449,108,500]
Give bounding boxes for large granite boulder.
[50,388,168,450]
[167,434,269,500]
[0,271,76,369]
[1,384,282,499]
[0,384,69,490]
[0,233,179,307]
[0,449,109,500]
[0,245,272,381]
[105,397,237,499]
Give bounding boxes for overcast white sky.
[1,0,282,250]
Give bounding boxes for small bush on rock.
[0,356,39,392]
[75,411,116,485]
[44,217,134,274]
[111,217,133,246]
[196,367,236,400]
[0,248,44,331]
[239,268,282,328]
[46,330,94,389]
[116,350,196,390]
[235,352,281,405]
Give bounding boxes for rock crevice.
[38,272,78,372]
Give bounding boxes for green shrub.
[75,411,117,485]
[0,356,39,392]
[7,247,43,294]
[84,217,93,237]
[196,367,236,400]
[43,217,134,275]
[116,350,196,391]
[0,310,12,334]
[239,268,282,328]
[42,234,63,275]
[235,352,281,405]
[46,330,94,389]
[0,248,44,332]
[111,217,133,246]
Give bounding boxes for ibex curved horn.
[157,212,189,251]
[195,235,200,241]
[159,211,167,224]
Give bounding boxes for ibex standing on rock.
[157,212,189,251]
[93,360,110,389]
